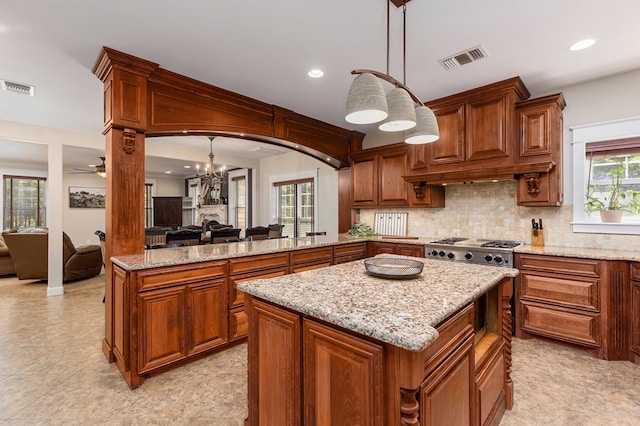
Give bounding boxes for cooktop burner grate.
[430,237,468,245]
[480,240,523,249]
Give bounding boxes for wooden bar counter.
[238,255,518,425]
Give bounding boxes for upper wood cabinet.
[351,144,409,207]
[515,93,566,206]
[352,143,444,208]
[423,77,529,173]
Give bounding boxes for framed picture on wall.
[69,186,106,208]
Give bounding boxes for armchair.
[0,233,16,276]
[3,231,103,282]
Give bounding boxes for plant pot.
[600,209,623,223]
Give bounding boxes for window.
[144,183,153,228]
[572,117,640,234]
[274,178,314,237]
[233,175,247,230]
[3,175,47,230]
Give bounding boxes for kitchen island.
[239,255,518,425]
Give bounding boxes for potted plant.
[584,162,640,222]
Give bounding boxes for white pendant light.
[378,87,416,132]
[405,105,440,144]
[345,72,388,124]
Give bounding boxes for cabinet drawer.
[229,267,288,308]
[516,254,599,277]
[334,242,367,258]
[291,261,333,274]
[229,252,289,275]
[229,306,248,341]
[520,272,599,311]
[137,261,227,291]
[396,243,424,258]
[520,301,601,347]
[290,247,333,266]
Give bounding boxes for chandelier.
[196,137,227,205]
[345,0,440,144]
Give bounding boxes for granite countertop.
[514,244,640,262]
[237,255,518,352]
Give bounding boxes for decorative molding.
[523,172,541,197]
[400,387,420,425]
[411,181,426,200]
[123,129,137,154]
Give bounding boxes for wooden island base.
[245,278,513,426]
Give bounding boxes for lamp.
[345,0,439,144]
[195,137,227,205]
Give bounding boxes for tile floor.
[0,274,638,425]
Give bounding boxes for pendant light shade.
[378,87,416,132]
[345,73,388,124]
[405,106,440,144]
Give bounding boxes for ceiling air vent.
[1,79,35,96]
[438,45,488,70]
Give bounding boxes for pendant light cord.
[403,2,406,85]
[386,0,390,76]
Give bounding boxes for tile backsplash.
[358,180,640,251]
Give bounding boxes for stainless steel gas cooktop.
[425,238,523,267]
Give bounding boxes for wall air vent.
[438,45,488,70]
[1,79,35,96]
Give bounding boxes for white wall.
[357,69,640,248]
[256,151,339,234]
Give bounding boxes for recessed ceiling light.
[164,170,173,174]
[308,69,324,78]
[569,39,596,51]
[184,165,191,169]
[88,163,96,167]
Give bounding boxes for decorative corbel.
[523,173,540,197]
[122,128,137,154]
[411,181,426,200]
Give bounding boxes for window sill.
[571,221,640,235]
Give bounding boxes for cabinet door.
[334,242,368,264]
[396,243,425,258]
[466,93,511,162]
[378,150,409,206]
[420,337,474,426]
[429,103,466,166]
[248,298,301,425]
[189,279,228,355]
[631,263,640,361]
[303,319,384,425]
[352,155,378,206]
[229,306,248,342]
[138,286,188,373]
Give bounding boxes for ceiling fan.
[70,156,106,177]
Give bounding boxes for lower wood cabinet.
[369,241,425,258]
[333,242,368,264]
[290,246,334,273]
[515,253,630,361]
[303,319,384,425]
[138,278,228,374]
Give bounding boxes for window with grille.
[3,175,47,230]
[144,183,153,228]
[233,175,247,230]
[274,178,314,238]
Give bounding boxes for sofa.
[0,233,16,276]
[2,231,103,282]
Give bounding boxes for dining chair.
[267,223,285,238]
[165,229,202,246]
[209,227,241,244]
[306,231,327,236]
[245,226,270,241]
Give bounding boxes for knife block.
[531,229,544,247]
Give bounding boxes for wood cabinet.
[303,319,384,425]
[516,93,566,206]
[630,263,640,364]
[424,77,529,173]
[290,246,334,273]
[228,253,289,341]
[245,278,514,425]
[153,196,183,229]
[368,241,425,258]
[515,253,629,360]
[333,242,368,264]
[351,144,409,207]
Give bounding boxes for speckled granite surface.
[514,244,640,262]
[237,254,518,352]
